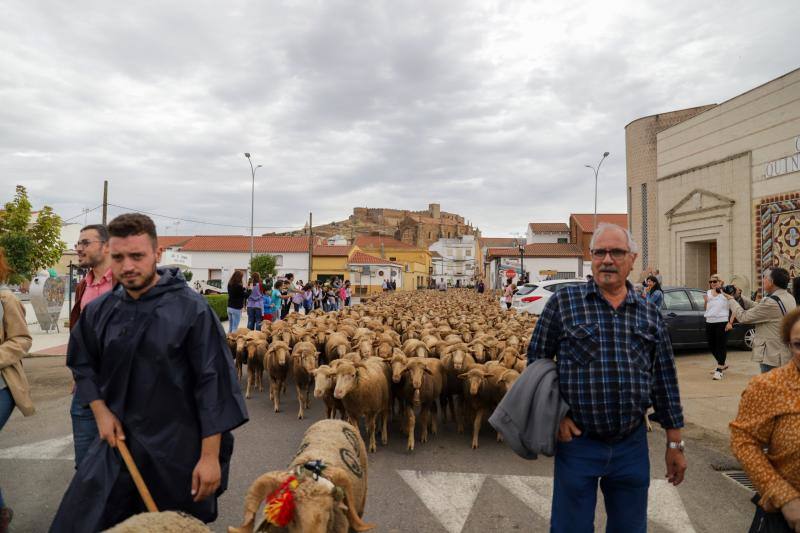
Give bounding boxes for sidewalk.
[673,349,757,454]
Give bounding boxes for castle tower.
[428,203,441,219]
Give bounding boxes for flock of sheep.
[226,289,538,451]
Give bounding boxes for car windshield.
[516,284,538,295]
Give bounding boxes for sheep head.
[458,367,487,396]
[469,341,486,363]
[292,342,319,373]
[333,362,358,399]
[390,353,409,383]
[403,359,433,405]
[268,341,291,366]
[311,366,335,399]
[446,343,470,370]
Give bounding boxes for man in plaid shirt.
[526,223,687,533]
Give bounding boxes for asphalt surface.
[1,356,756,532]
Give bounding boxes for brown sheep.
[266,340,291,412]
[243,331,267,399]
[311,365,344,420]
[106,511,211,532]
[333,359,390,453]
[401,338,429,358]
[228,419,373,533]
[396,357,446,451]
[291,341,320,419]
[325,332,349,363]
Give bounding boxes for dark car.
[660,287,754,350]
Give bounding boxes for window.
[389,257,397,261]
[466,249,472,256]
[208,269,222,280]
[557,238,568,244]
[516,284,538,295]
[663,290,693,311]
[688,290,706,310]
[274,255,283,266]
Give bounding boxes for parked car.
[660,287,754,350]
[193,279,227,295]
[505,279,588,315]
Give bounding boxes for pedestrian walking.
[270,280,288,321]
[477,279,485,293]
[51,213,248,532]
[312,281,322,310]
[437,278,447,292]
[655,268,663,286]
[226,271,248,333]
[69,224,116,469]
[725,267,797,373]
[246,272,264,330]
[344,280,352,306]
[261,280,274,322]
[642,274,664,310]
[0,248,34,533]
[502,280,514,309]
[730,307,800,531]
[526,223,685,533]
[302,283,314,314]
[704,274,731,380]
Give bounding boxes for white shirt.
[704,289,729,323]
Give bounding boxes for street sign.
[505,269,516,277]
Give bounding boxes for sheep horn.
[326,467,375,531]
[228,472,284,533]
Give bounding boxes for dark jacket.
[52,267,248,532]
[489,358,569,459]
[69,278,87,329]
[226,283,249,310]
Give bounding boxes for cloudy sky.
[1,1,798,238]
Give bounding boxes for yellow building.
[311,245,354,283]
[354,235,431,290]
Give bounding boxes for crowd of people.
[226,272,352,333]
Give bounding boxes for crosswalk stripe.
[397,470,486,533]
[0,435,74,460]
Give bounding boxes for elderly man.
[526,223,686,533]
[725,267,796,373]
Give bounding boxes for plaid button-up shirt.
[526,280,684,440]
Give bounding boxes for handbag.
[749,494,791,533]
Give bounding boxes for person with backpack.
[725,267,797,373]
[246,272,264,330]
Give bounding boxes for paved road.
[1,356,755,532]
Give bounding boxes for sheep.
[325,332,349,363]
[311,365,344,420]
[401,338,429,358]
[442,343,475,372]
[351,335,374,360]
[243,331,268,399]
[459,365,507,449]
[333,359,390,453]
[227,327,251,380]
[105,511,211,532]
[266,340,291,412]
[228,419,373,533]
[396,357,446,451]
[291,341,320,419]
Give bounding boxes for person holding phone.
[704,274,730,380]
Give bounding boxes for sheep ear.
[423,367,433,375]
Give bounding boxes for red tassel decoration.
[265,475,299,527]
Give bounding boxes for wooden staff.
[117,439,159,512]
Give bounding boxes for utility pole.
[308,212,313,282]
[102,180,108,224]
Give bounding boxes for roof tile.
[486,242,584,258]
[570,214,628,232]
[179,235,316,253]
[348,251,402,266]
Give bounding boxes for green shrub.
[204,294,228,321]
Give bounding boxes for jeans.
[551,424,649,533]
[70,393,98,468]
[760,363,775,373]
[0,387,15,509]
[227,308,242,332]
[705,321,728,366]
[247,307,262,330]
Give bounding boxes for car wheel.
[744,328,755,350]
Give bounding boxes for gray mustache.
[599,267,618,273]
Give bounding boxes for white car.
[507,279,587,315]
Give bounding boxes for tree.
[250,254,277,280]
[0,185,65,284]
[182,270,193,282]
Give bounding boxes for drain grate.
[723,470,755,492]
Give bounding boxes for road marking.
[397,470,486,533]
[399,470,696,533]
[0,435,74,460]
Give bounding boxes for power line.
[106,203,300,230]
[61,204,103,222]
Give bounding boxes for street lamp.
[516,238,525,283]
[585,151,610,233]
[244,153,262,268]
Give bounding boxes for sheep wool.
[103,511,211,533]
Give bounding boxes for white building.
[526,223,570,244]
[428,235,477,287]
[158,235,314,287]
[485,243,585,289]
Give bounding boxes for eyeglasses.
[74,239,105,250]
[790,340,800,351]
[590,248,630,260]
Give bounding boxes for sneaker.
[713,370,724,380]
[0,507,13,533]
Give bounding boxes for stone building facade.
[627,68,800,292]
[625,105,716,276]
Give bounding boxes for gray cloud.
[1,0,798,237]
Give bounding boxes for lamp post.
[244,153,262,269]
[585,151,610,233]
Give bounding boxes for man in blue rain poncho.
[50,213,248,532]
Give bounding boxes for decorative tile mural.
[757,193,800,285]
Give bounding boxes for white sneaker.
[713,370,724,380]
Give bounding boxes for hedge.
[204,294,228,322]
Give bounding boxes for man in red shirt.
[69,224,114,468]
